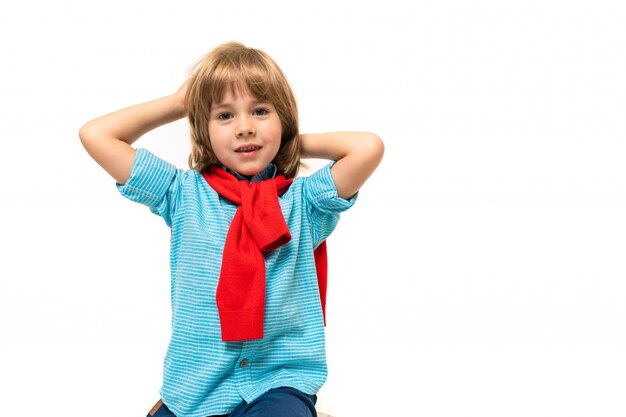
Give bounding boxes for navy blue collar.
[221,163,278,183]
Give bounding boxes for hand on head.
[175,79,190,116]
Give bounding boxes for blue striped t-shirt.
[116,149,356,417]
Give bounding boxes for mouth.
[235,144,262,153]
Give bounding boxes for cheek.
[274,126,283,143]
[208,124,226,143]
[271,120,283,143]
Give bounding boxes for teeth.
[237,146,259,152]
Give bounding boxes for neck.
[221,163,278,183]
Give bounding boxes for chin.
[236,167,262,176]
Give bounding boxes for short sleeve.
[302,162,358,247]
[115,148,183,227]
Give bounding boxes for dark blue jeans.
[148,387,317,417]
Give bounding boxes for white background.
[1,0,626,416]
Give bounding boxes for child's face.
[208,88,282,176]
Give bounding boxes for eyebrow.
[211,99,271,112]
[210,103,231,113]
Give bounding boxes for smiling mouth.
[235,145,261,152]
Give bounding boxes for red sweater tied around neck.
[202,167,327,341]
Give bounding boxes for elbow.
[79,122,103,152]
[371,133,384,157]
[364,132,385,165]
[78,122,93,147]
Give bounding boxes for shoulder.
[118,148,209,202]
[133,148,206,183]
[296,162,334,190]
[292,162,358,213]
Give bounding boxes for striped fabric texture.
[116,149,356,417]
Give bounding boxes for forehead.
[215,87,253,103]
[208,66,279,104]
[211,87,273,111]
[210,77,252,101]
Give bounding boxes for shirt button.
[240,359,248,368]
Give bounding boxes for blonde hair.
[185,42,301,178]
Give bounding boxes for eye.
[216,112,232,121]
[253,107,269,116]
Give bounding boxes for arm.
[300,132,384,199]
[79,82,188,185]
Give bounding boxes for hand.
[174,79,190,116]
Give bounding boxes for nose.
[236,115,255,137]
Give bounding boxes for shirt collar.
[221,163,278,183]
